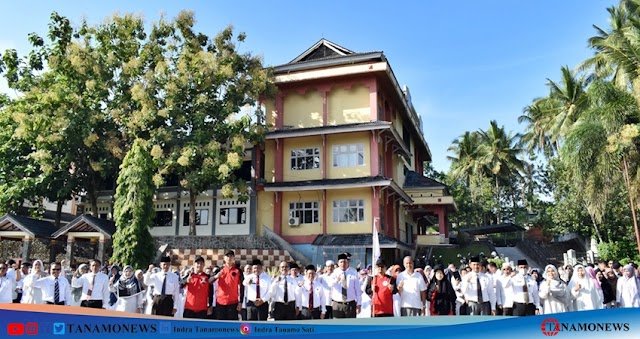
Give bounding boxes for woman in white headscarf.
[568,265,602,311]
[616,264,640,308]
[538,264,569,314]
[20,260,45,304]
[110,265,144,313]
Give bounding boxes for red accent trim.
[370,131,379,176]
[282,235,318,244]
[322,190,327,235]
[274,192,282,236]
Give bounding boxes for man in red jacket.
[182,256,213,319]
[366,259,397,317]
[213,250,243,320]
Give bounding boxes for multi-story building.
[255,39,456,266]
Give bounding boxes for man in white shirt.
[5,260,18,303]
[268,261,298,320]
[504,259,540,316]
[397,256,427,316]
[319,260,335,319]
[144,256,180,316]
[462,256,496,315]
[500,263,515,316]
[0,263,14,303]
[33,262,71,305]
[14,262,30,303]
[243,259,271,321]
[72,259,109,308]
[296,265,326,320]
[240,264,252,321]
[327,252,362,318]
[484,260,504,315]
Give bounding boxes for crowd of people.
[0,251,638,320]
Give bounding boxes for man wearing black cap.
[269,261,298,320]
[365,259,397,317]
[182,256,213,319]
[212,250,243,320]
[327,252,362,318]
[505,259,540,316]
[296,265,326,320]
[144,256,179,316]
[461,256,496,315]
[243,259,271,321]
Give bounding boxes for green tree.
[136,11,274,235]
[110,139,156,268]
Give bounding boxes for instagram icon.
[240,323,252,335]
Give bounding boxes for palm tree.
[447,131,483,186]
[477,120,525,223]
[519,97,559,157]
[546,66,590,142]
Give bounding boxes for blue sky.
[0,1,617,172]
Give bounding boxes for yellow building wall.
[328,85,370,125]
[394,156,406,189]
[283,136,323,182]
[280,191,324,236]
[326,188,372,234]
[327,132,371,179]
[265,99,276,127]
[264,140,276,183]
[283,90,323,128]
[257,191,274,236]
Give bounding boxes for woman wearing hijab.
[616,264,640,308]
[21,260,45,304]
[426,265,456,315]
[595,269,615,308]
[109,265,144,313]
[538,265,569,314]
[530,269,543,287]
[585,266,604,305]
[70,264,89,307]
[568,264,602,311]
[108,265,121,308]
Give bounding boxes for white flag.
[372,218,381,263]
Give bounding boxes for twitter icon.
[53,323,65,335]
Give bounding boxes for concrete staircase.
[496,246,542,269]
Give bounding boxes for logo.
[158,322,171,334]
[53,323,66,335]
[541,318,560,336]
[7,323,24,336]
[25,323,38,336]
[240,323,251,335]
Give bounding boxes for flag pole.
[371,217,380,318]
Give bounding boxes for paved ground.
[496,246,542,269]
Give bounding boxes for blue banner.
[1,305,638,338]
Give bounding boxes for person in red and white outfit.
[366,259,397,317]
[243,259,271,321]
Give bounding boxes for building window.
[182,209,209,226]
[219,207,246,225]
[333,144,364,167]
[289,202,319,224]
[332,199,365,222]
[154,211,173,227]
[290,148,320,170]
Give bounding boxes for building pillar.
[21,236,32,263]
[370,131,379,177]
[97,237,105,264]
[274,192,282,236]
[437,206,448,238]
[49,239,58,264]
[66,237,74,265]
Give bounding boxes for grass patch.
[430,243,492,266]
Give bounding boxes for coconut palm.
[518,97,559,157]
[546,66,590,142]
[447,131,483,186]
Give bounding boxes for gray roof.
[0,214,58,238]
[312,233,411,249]
[266,121,390,138]
[404,171,447,189]
[52,215,116,238]
[457,223,525,235]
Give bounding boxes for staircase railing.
[262,226,311,265]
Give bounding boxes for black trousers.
[152,295,174,316]
[325,305,333,319]
[241,308,247,321]
[247,301,269,321]
[81,300,103,309]
[216,303,239,320]
[373,313,394,317]
[332,300,356,318]
[503,307,513,316]
[299,307,321,320]
[13,293,22,303]
[273,302,296,320]
[183,309,208,319]
[46,301,66,305]
[207,307,217,319]
[512,302,536,316]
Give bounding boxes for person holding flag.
[366,259,397,317]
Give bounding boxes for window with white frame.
[219,207,246,225]
[289,202,319,224]
[290,148,320,170]
[332,199,365,222]
[333,144,364,167]
[183,209,209,226]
